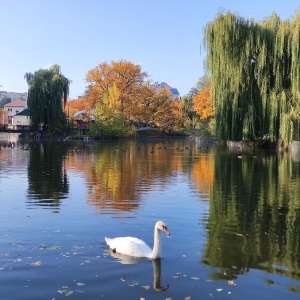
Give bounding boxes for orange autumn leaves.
[84,60,147,113]
[191,155,215,195]
[66,59,214,129]
[67,60,184,131]
[193,87,214,120]
[65,98,87,118]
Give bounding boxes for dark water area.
[0,135,300,299]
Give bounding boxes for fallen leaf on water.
[65,291,73,296]
[128,281,139,287]
[76,282,85,286]
[142,285,150,290]
[27,261,42,267]
[227,280,237,286]
[58,289,73,296]
[234,233,243,237]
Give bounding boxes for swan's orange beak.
[163,226,170,236]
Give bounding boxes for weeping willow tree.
[204,9,300,141]
[24,65,70,131]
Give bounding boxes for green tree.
[181,75,213,135]
[0,95,7,107]
[187,75,211,98]
[181,95,199,129]
[204,10,300,142]
[24,64,71,132]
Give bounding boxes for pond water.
[0,135,300,300]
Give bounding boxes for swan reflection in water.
[108,250,169,292]
[152,258,168,291]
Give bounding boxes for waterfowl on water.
[105,221,170,259]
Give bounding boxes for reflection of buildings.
[0,132,20,143]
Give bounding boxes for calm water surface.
[0,135,300,300]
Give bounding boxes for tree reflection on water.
[202,151,300,281]
[27,142,69,211]
[25,139,300,282]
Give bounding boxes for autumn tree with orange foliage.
[65,98,87,121]
[84,60,184,133]
[84,60,147,114]
[182,75,215,135]
[130,82,183,131]
[193,87,214,120]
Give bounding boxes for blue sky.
[1,0,299,99]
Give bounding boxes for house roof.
[74,110,95,121]
[4,99,27,107]
[154,82,180,97]
[14,108,30,116]
[170,88,180,95]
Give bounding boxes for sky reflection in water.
[0,137,300,299]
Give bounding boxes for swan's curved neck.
[151,227,161,259]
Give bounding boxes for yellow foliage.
[193,87,214,120]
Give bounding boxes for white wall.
[12,115,30,126]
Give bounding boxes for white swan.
[105,221,170,259]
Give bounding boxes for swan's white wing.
[105,236,152,258]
